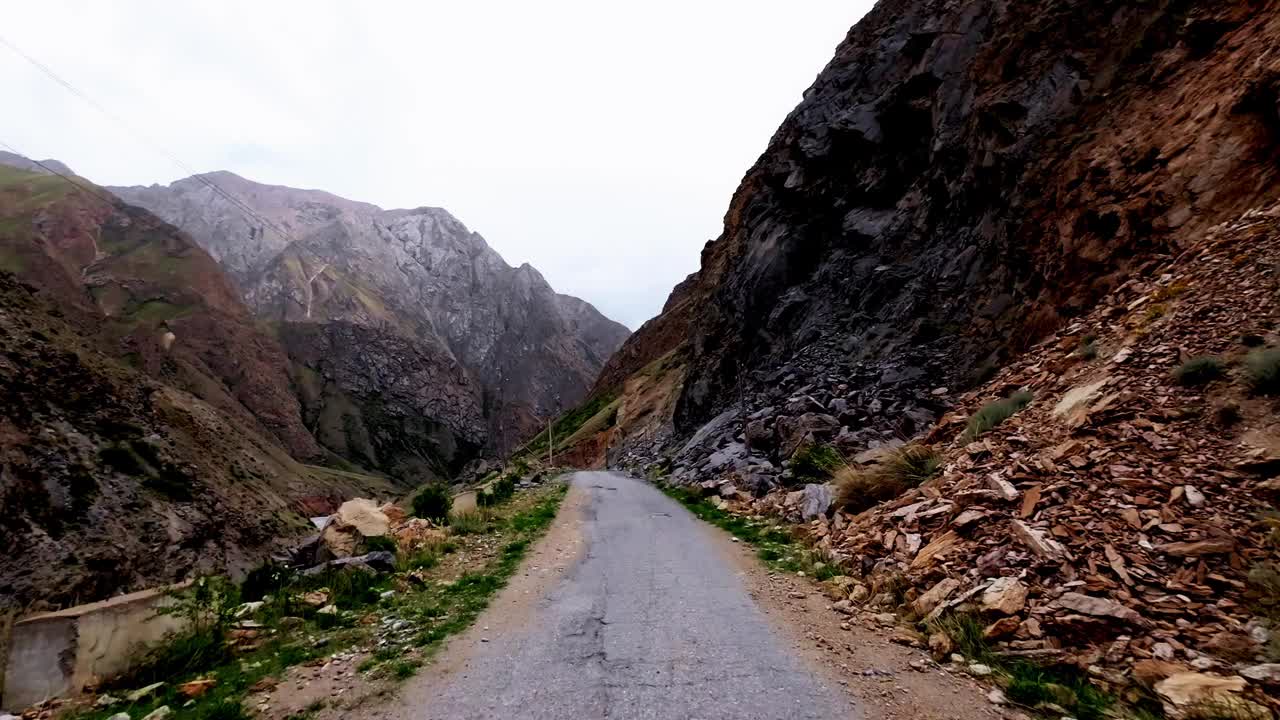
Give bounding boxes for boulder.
[980,577,1028,615]
[744,418,775,451]
[1154,672,1264,719]
[776,413,840,458]
[318,498,393,559]
[800,484,833,520]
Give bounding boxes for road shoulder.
[700,518,1005,720]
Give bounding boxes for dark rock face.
[110,174,631,456]
[280,321,485,481]
[608,0,1280,445]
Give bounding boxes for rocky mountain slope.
[0,166,403,610]
[598,0,1280,448]
[548,0,1280,713]
[109,174,630,456]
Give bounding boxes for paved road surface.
[399,471,854,720]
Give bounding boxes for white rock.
[1184,485,1205,508]
[126,683,165,703]
[317,604,339,615]
[141,706,172,720]
[967,663,994,677]
[1152,642,1175,660]
[1240,663,1280,684]
[987,688,1008,705]
[107,714,130,720]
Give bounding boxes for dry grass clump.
[835,444,941,513]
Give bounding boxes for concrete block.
[2,585,187,708]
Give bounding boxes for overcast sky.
[2,1,872,329]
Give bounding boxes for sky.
[2,1,873,329]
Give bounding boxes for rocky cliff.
[560,0,1280,711]
[604,0,1279,449]
[109,174,630,457]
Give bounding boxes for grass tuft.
[962,390,1032,442]
[834,444,941,513]
[789,443,845,483]
[1245,348,1280,394]
[1174,356,1225,386]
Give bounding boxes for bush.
[834,444,941,513]
[477,475,516,507]
[1174,356,1225,386]
[1246,348,1280,394]
[790,443,845,482]
[962,390,1032,441]
[411,483,452,521]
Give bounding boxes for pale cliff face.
[110,172,630,454]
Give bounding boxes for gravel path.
[388,471,856,720]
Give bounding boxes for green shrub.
[834,444,941,513]
[411,483,452,521]
[790,443,845,482]
[1246,348,1280,394]
[1174,356,1225,386]
[363,535,397,554]
[477,475,516,507]
[962,390,1033,441]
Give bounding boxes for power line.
[0,33,299,247]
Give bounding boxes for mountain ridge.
[108,171,630,458]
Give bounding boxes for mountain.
[108,173,631,455]
[0,163,401,609]
[599,0,1280,447]
[549,0,1280,707]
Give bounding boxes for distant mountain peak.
[0,150,75,177]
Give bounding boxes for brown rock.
[1054,592,1148,625]
[910,531,962,569]
[913,578,962,616]
[928,631,955,660]
[178,679,216,699]
[1132,660,1187,688]
[1156,538,1236,557]
[983,617,1021,640]
[1205,630,1261,663]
